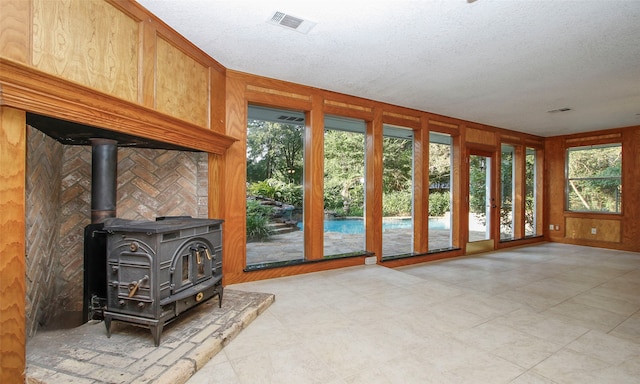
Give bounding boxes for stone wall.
[25,126,209,336]
[25,127,63,337]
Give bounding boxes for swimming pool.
[297,217,449,234]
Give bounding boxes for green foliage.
[323,130,365,215]
[246,200,273,241]
[429,142,452,190]
[246,120,303,184]
[567,145,621,212]
[383,137,413,193]
[383,190,412,216]
[247,179,302,207]
[247,180,278,199]
[469,155,488,217]
[429,191,450,217]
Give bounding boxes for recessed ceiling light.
[547,108,572,113]
[268,11,316,34]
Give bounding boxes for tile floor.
[188,243,640,383]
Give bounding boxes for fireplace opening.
[25,113,214,338]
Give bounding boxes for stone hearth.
[26,290,274,384]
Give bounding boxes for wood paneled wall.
[545,127,640,252]
[0,106,26,383]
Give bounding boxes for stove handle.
[128,275,149,298]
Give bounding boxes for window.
[566,144,622,213]
[245,105,305,267]
[525,147,537,236]
[382,125,414,257]
[500,144,515,240]
[428,132,453,251]
[323,115,366,257]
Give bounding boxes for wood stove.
[101,216,223,346]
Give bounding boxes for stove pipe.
[90,139,117,223]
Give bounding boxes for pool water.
[296,217,448,234]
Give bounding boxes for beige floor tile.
[454,322,563,369]
[492,308,590,345]
[610,311,640,344]
[187,352,240,384]
[565,330,640,365]
[185,244,640,384]
[509,371,557,383]
[569,290,640,317]
[531,349,611,384]
[543,300,629,332]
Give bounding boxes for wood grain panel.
[622,128,640,250]
[565,132,622,145]
[382,110,421,129]
[428,119,459,130]
[412,119,429,253]
[225,256,368,284]
[565,217,621,243]
[324,99,373,113]
[222,75,248,284]
[366,109,383,260]
[246,84,310,102]
[0,0,30,63]
[501,134,522,143]
[465,127,496,146]
[32,0,139,102]
[544,137,565,241]
[0,107,26,384]
[304,94,325,260]
[0,59,235,154]
[156,37,209,126]
[382,249,465,268]
[139,17,157,108]
[383,111,420,122]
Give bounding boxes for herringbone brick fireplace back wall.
[25,126,209,336]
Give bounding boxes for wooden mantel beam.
[0,58,236,154]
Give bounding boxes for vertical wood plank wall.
[0,107,26,383]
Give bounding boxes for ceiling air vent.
[268,11,316,34]
[277,115,305,123]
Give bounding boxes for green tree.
[323,130,365,215]
[246,120,303,184]
[567,145,621,212]
[383,137,412,193]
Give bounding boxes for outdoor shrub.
[247,180,278,200]
[429,191,450,217]
[383,190,412,216]
[246,200,273,241]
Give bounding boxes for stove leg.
[150,323,163,347]
[104,315,112,338]
[215,285,223,308]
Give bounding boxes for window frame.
[565,143,622,214]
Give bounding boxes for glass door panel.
[467,151,495,254]
[245,105,305,268]
[382,125,414,257]
[323,115,366,257]
[500,144,515,240]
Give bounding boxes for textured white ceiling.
[136,0,640,137]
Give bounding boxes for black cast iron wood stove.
[103,217,223,347]
[102,216,223,346]
[80,138,224,346]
